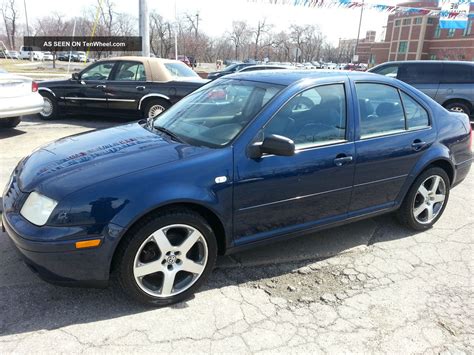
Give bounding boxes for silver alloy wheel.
[133,224,208,298]
[412,175,446,224]
[148,104,166,118]
[449,106,465,113]
[41,96,53,117]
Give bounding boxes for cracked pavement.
[0,117,473,354]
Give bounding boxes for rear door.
[105,60,149,114]
[438,63,474,107]
[350,81,436,213]
[397,62,441,100]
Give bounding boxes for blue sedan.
[2,71,472,306]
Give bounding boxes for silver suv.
[369,61,474,118]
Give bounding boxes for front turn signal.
[75,239,101,249]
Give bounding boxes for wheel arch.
[109,201,228,275]
[38,87,56,98]
[442,98,472,112]
[138,94,172,111]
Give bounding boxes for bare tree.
[97,0,115,36]
[251,19,272,60]
[1,0,18,49]
[228,21,249,60]
[149,11,173,58]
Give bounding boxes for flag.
[438,0,471,29]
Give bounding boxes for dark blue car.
[2,71,472,306]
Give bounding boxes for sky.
[22,0,399,45]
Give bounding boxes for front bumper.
[0,92,44,119]
[2,211,117,288]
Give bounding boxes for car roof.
[226,70,377,86]
[375,60,474,66]
[98,56,184,65]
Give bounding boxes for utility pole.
[195,13,199,38]
[174,0,178,60]
[354,0,364,63]
[23,0,30,37]
[139,0,150,57]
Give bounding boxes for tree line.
[0,0,356,64]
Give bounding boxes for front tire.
[397,167,450,231]
[39,92,58,120]
[0,116,21,128]
[115,209,217,306]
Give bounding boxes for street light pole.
[139,0,150,57]
[354,0,364,63]
[23,0,30,37]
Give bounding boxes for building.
[338,31,376,63]
[356,0,474,65]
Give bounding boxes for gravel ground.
[0,116,473,354]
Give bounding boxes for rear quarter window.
[441,64,474,84]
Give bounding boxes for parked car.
[73,51,87,62]
[369,61,474,117]
[207,63,256,80]
[0,69,44,128]
[238,64,292,72]
[37,56,208,120]
[42,52,54,61]
[19,46,44,61]
[3,71,472,306]
[0,50,20,59]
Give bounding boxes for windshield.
[164,62,198,79]
[152,79,283,148]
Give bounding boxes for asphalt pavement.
[0,115,472,354]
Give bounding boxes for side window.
[114,61,146,81]
[398,64,441,84]
[373,65,399,78]
[264,84,346,148]
[400,92,429,130]
[81,62,114,81]
[441,64,474,84]
[356,83,405,138]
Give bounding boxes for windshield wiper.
[153,125,185,143]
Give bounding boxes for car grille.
[2,174,26,213]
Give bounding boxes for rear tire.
[0,116,21,128]
[114,209,217,306]
[444,102,471,116]
[397,167,450,231]
[143,99,171,119]
[39,92,58,120]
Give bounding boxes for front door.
[105,60,149,115]
[72,61,115,113]
[233,83,355,244]
[350,82,436,213]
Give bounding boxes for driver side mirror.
[71,72,80,80]
[248,134,295,159]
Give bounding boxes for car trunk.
[0,75,32,98]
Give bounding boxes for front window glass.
[264,84,346,148]
[114,61,146,81]
[152,79,283,147]
[81,62,114,81]
[356,83,405,138]
[164,62,199,79]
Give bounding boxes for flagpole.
[354,0,364,63]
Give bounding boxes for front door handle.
[136,86,146,91]
[96,84,106,89]
[411,140,427,151]
[334,155,353,167]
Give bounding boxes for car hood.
[17,123,209,199]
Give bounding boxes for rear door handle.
[411,140,427,151]
[96,84,106,89]
[334,155,353,167]
[136,86,146,91]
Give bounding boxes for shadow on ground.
[0,214,419,337]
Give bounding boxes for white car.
[42,52,54,61]
[0,70,44,128]
[19,46,44,61]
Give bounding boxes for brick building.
[356,0,474,66]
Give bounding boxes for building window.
[427,18,435,24]
[403,18,411,25]
[395,19,401,26]
[430,54,437,60]
[434,26,441,38]
[463,20,472,36]
[414,17,422,25]
[447,28,456,37]
[398,41,408,53]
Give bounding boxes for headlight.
[20,191,58,226]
